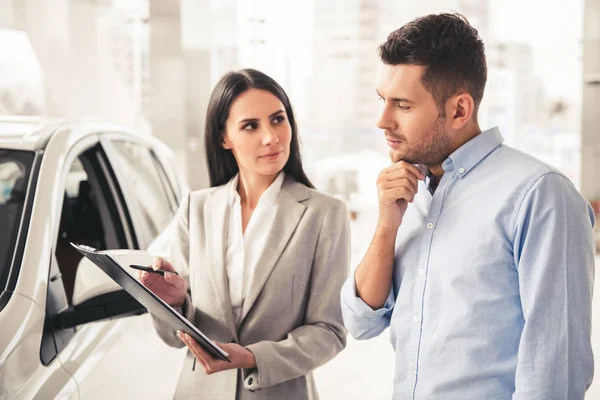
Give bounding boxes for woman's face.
[223,88,292,179]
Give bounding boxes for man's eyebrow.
[376,89,415,104]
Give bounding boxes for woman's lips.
[259,151,282,160]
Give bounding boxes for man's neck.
[427,123,482,182]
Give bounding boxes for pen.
[129,264,179,276]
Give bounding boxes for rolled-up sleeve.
[340,274,395,340]
[512,172,595,399]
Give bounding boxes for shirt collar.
[228,171,285,207]
[443,126,504,178]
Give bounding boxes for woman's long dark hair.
[204,68,314,189]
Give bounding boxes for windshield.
[0,149,35,292]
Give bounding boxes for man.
[340,13,595,400]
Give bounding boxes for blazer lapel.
[204,183,239,341]
[239,177,309,325]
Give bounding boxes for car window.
[0,150,34,292]
[54,149,127,305]
[109,141,175,247]
[150,151,178,211]
[41,145,134,364]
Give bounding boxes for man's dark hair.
[378,13,487,118]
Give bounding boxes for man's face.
[376,64,452,165]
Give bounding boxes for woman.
[139,68,350,400]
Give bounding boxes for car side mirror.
[53,250,157,330]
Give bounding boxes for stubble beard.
[389,117,450,166]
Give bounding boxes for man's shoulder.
[491,145,587,217]
[496,145,561,174]
[489,144,569,187]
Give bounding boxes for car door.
[48,140,182,399]
[0,147,80,400]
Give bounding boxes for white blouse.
[225,172,285,324]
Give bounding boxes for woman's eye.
[272,115,285,124]
[242,122,257,131]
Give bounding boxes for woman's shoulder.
[294,184,348,217]
[305,187,345,206]
[282,177,344,209]
[186,184,227,205]
[299,188,349,233]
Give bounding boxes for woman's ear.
[222,133,232,150]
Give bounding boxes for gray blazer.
[152,175,350,400]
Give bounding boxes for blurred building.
[0,29,45,115]
[306,0,377,154]
[0,0,148,128]
[480,42,538,146]
[581,0,600,200]
[459,0,490,42]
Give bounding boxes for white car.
[0,117,189,399]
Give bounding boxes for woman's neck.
[237,171,280,209]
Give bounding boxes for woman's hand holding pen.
[177,332,256,374]
[137,257,187,308]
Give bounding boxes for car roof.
[0,116,152,152]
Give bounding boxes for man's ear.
[446,93,475,130]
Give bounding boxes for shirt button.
[426,222,434,229]
[458,167,465,174]
[409,363,416,371]
[413,315,421,323]
[418,269,425,275]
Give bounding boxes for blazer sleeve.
[150,192,195,348]
[242,199,350,391]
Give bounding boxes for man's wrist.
[375,220,401,235]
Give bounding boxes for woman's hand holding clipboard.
[136,257,187,309]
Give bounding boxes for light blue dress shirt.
[341,127,595,400]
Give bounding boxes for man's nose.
[377,104,396,131]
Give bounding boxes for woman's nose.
[262,127,279,145]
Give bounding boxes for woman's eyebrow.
[239,109,285,124]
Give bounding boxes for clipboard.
[70,242,230,362]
